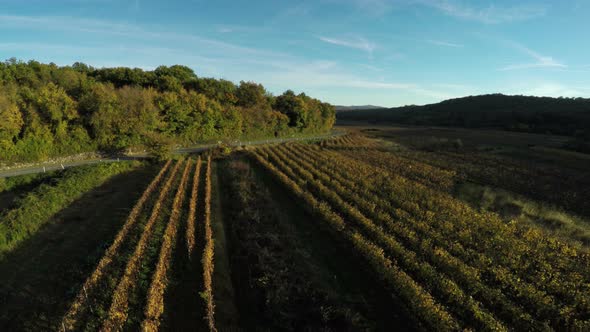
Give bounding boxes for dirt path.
[162,161,205,331]
[0,165,159,331]
[0,132,344,179]
[210,160,240,330]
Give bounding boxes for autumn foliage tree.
[0,59,335,163]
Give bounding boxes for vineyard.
[60,157,218,331]
[248,135,590,331]
[0,157,218,331]
[0,130,589,331]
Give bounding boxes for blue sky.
[1,0,589,106]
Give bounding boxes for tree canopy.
[0,59,335,163]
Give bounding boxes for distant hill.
[337,94,590,138]
[335,105,385,112]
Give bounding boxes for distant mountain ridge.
[337,93,590,137]
[335,105,385,112]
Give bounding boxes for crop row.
[401,147,590,216]
[297,144,590,301]
[142,160,192,331]
[293,144,590,328]
[202,156,216,332]
[59,156,224,331]
[61,160,172,331]
[338,149,456,191]
[250,149,460,331]
[272,144,511,330]
[101,160,184,331]
[255,144,590,329]
[186,157,202,260]
[320,133,376,149]
[283,144,541,328]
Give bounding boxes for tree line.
[0,58,335,163]
[337,94,590,150]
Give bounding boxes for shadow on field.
[221,155,416,331]
[0,165,159,331]
[0,172,62,212]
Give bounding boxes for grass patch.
[0,172,59,193]
[456,182,590,248]
[0,161,142,258]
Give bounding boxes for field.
[0,127,589,331]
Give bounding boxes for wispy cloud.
[0,41,224,71]
[359,64,383,72]
[500,61,564,71]
[215,24,268,34]
[217,27,233,33]
[0,14,286,58]
[345,0,546,23]
[318,36,376,56]
[243,58,463,102]
[500,42,566,71]
[416,0,546,24]
[427,39,463,47]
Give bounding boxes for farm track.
[0,131,344,179]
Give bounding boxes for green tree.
[236,81,267,108]
[0,91,23,141]
[156,90,192,138]
[192,78,237,105]
[156,75,183,92]
[144,131,174,161]
[154,65,196,83]
[274,90,307,129]
[85,84,124,150]
[35,82,78,125]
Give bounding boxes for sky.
[1,0,589,107]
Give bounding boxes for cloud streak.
[349,0,547,24]
[0,14,285,58]
[243,58,461,102]
[318,36,376,55]
[500,42,566,71]
[416,0,547,24]
[427,39,463,47]
[0,15,448,102]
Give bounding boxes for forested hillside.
[0,59,335,163]
[338,94,590,139]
